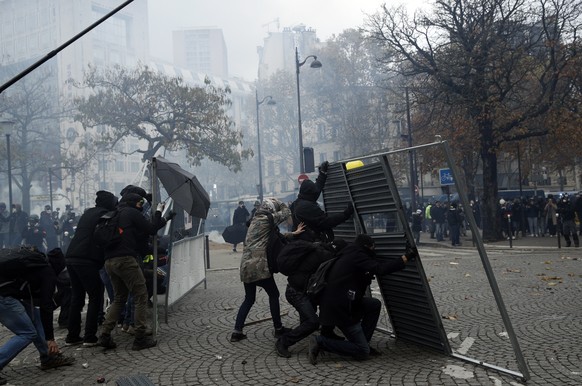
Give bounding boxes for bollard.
[508,214,513,248]
[205,234,210,268]
[556,214,561,249]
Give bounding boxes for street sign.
[439,168,454,186]
[298,173,309,184]
[31,194,65,201]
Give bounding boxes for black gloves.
[405,241,417,262]
[164,211,177,221]
[344,202,355,217]
[318,161,329,174]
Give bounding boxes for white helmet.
[499,199,506,205]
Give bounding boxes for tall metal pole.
[49,167,53,211]
[255,90,264,202]
[6,133,13,212]
[295,47,305,173]
[406,87,417,211]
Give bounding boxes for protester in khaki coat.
[231,198,304,343]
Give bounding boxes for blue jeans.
[99,268,114,303]
[0,296,49,370]
[281,285,319,347]
[123,294,135,326]
[435,222,444,241]
[316,297,381,360]
[449,223,460,245]
[234,277,282,331]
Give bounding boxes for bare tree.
[366,0,582,240]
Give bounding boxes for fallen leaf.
[464,273,471,277]
[442,314,458,320]
[506,268,521,273]
[450,262,459,265]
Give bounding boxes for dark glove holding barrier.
[343,202,355,217]
[404,240,417,262]
[164,211,177,221]
[318,161,329,174]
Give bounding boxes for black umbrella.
[222,223,247,244]
[153,157,210,219]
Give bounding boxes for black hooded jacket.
[66,190,118,267]
[319,243,405,327]
[291,171,351,242]
[104,193,166,260]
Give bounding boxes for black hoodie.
[104,193,166,260]
[66,190,118,267]
[291,171,351,242]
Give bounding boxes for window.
[319,153,326,163]
[281,181,288,192]
[278,160,286,176]
[317,124,326,141]
[267,160,274,177]
[392,120,402,137]
[333,151,341,161]
[115,161,125,172]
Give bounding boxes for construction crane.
[261,17,280,33]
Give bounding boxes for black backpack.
[265,212,288,274]
[276,240,317,276]
[93,210,123,248]
[306,257,338,301]
[0,247,49,285]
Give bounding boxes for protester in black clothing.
[307,235,410,364]
[290,161,354,242]
[232,201,249,252]
[557,194,579,247]
[39,205,59,251]
[447,203,463,246]
[21,215,46,253]
[98,193,169,351]
[0,249,75,382]
[574,193,582,236]
[65,190,118,347]
[411,209,423,245]
[275,240,343,358]
[8,204,28,247]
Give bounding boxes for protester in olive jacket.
[308,234,409,364]
[231,198,304,343]
[291,161,354,242]
[65,190,118,346]
[99,193,167,351]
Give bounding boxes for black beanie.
[95,190,118,210]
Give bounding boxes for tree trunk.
[480,126,501,241]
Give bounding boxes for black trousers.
[66,264,104,340]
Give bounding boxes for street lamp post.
[255,90,276,202]
[295,47,322,173]
[405,87,417,211]
[0,117,15,212]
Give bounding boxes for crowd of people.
[0,185,174,385]
[229,161,414,365]
[497,193,581,246]
[411,192,581,247]
[0,203,77,253]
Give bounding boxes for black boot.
[132,335,157,351]
[98,334,117,349]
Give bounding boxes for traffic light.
[303,147,314,173]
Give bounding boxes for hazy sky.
[147,0,411,81]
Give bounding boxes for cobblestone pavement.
[1,236,580,385]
